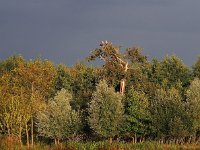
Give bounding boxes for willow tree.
[151,88,190,140]
[88,80,124,143]
[186,78,200,135]
[36,89,81,145]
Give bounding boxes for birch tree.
[36,89,81,145]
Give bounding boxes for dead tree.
[88,41,129,95]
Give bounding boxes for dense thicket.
[0,43,200,146]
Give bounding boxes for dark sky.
[0,0,200,66]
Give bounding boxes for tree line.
[1,42,200,146]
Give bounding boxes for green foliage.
[52,63,97,112]
[123,88,152,137]
[193,56,200,78]
[36,89,81,140]
[151,88,190,138]
[0,55,25,76]
[186,78,200,133]
[149,55,191,89]
[87,43,127,88]
[53,64,72,94]
[125,47,147,64]
[70,63,97,110]
[0,45,200,146]
[88,80,124,138]
[126,63,157,98]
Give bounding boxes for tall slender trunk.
[134,133,137,143]
[26,123,29,147]
[31,83,34,147]
[7,124,10,137]
[58,139,60,145]
[132,137,135,144]
[119,62,128,95]
[19,123,22,146]
[54,138,57,145]
[31,117,34,147]
[139,137,142,143]
[19,88,23,146]
[109,137,113,144]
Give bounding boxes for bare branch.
[99,55,106,62]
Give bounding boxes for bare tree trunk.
[109,137,113,144]
[139,137,142,143]
[120,79,126,95]
[26,123,29,147]
[195,136,200,144]
[119,62,128,95]
[31,117,34,147]
[31,83,34,147]
[54,138,57,145]
[19,123,22,146]
[19,88,23,146]
[160,138,163,144]
[135,133,137,143]
[7,124,10,137]
[142,137,145,142]
[58,139,60,145]
[132,137,135,144]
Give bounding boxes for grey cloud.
[0,0,200,66]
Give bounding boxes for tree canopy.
[0,42,200,146]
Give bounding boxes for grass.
[1,139,200,150]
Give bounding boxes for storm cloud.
[0,0,200,66]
